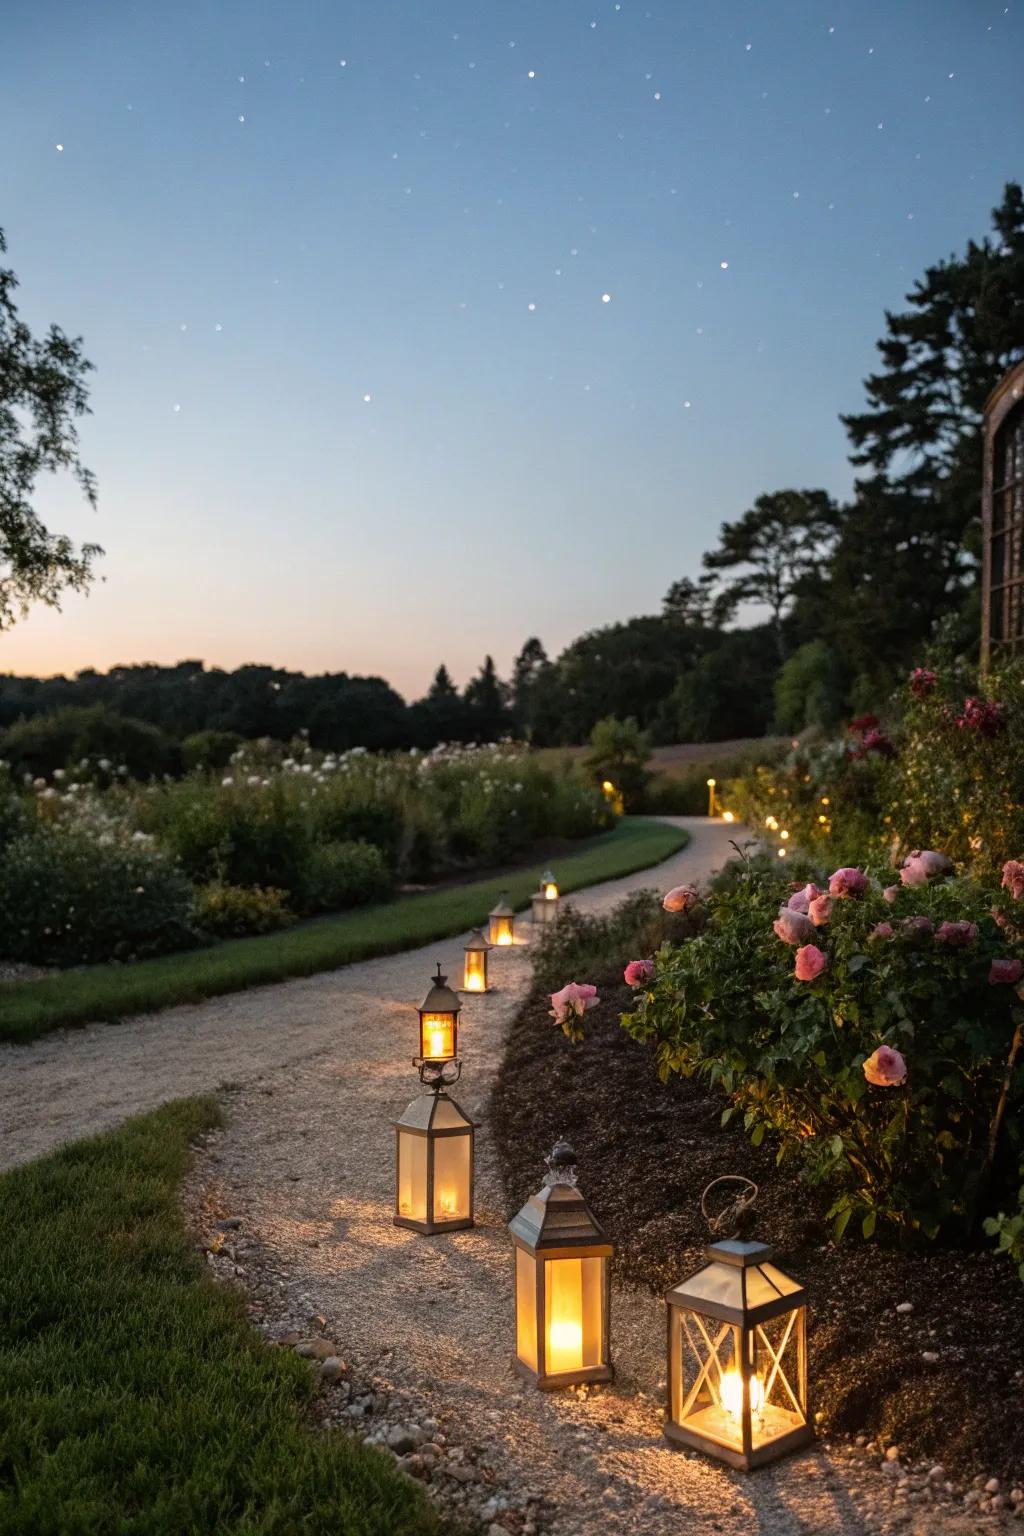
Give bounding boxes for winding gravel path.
[1,819,981,1533]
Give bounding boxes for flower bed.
[0,741,612,965]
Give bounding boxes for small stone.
[216,1216,243,1231]
[895,1302,913,1315]
[921,1351,939,1364]
[928,1466,945,1482]
[386,1425,418,1455]
[1010,1488,1024,1504]
[986,1478,1001,1494]
[886,1446,901,1462]
[447,1464,478,1484]
[320,1357,346,1381]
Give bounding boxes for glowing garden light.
[462,929,490,993]
[394,1066,476,1235]
[706,777,717,817]
[664,1181,812,1470]
[488,896,515,947]
[541,869,559,901]
[510,1142,614,1389]
[416,964,461,1064]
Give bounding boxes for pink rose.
[773,909,816,946]
[935,920,978,947]
[863,1044,907,1087]
[868,921,895,941]
[794,944,827,982]
[624,958,655,988]
[1001,860,1024,902]
[828,867,868,900]
[663,884,698,913]
[787,882,822,915]
[989,957,1023,986]
[808,895,832,926]
[549,981,599,1025]
[901,849,952,886]
[882,884,901,904]
[909,667,936,698]
[900,916,934,939]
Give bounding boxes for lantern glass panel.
[433,1135,471,1224]
[515,1248,539,1373]
[489,914,514,946]
[420,1011,455,1061]
[397,1131,427,1224]
[751,1309,807,1449]
[463,949,487,992]
[544,1256,604,1375]
[671,1304,807,1457]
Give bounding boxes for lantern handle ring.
[701,1174,759,1236]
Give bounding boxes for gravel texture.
[4,818,1012,1532]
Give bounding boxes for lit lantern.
[488,896,515,947]
[530,887,560,926]
[664,1238,812,1470]
[541,868,559,901]
[394,1083,475,1234]
[462,929,490,993]
[509,1141,614,1389]
[416,963,461,1064]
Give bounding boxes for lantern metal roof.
[541,868,557,884]
[665,1240,805,1326]
[489,895,515,918]
[509,1143,612,1256]
[464,929,490,953]
[394,1090,474,1135]
[419,963,461,1015]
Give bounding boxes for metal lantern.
[416,963,461,1064]
[488,896,515,947]
[462,929,490,993]
[541,868,559,901]
[394,1074,476,1235]
[664,1238,812,1470]
[530,889,559,926]
[509,1142,614,1389]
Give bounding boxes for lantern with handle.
[509,1141,614,1389]
[664,1178,812,1469]
[416,963,461,1065]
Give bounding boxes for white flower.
[222,777,233,787]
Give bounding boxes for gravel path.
[2,819,997,1533]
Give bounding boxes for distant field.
[536,738,788,778]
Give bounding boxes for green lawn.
[0,817,688,1044]
[0,1099,445,1536]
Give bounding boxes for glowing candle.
[719,1368,765,1422]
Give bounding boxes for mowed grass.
[0,1098,445,1536]
[0,817,688,1043]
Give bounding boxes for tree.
[832,182,1024,682]
[701,490,840,658]
[463,655,510,738]
[662,574,718,628]
[663,627,778,742]
[583,716,652,810]
[511,636,550,736]
[772,639,846,736]
[0,228,101,627]
[427,664,457,699]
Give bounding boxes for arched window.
[982,360,1024,668]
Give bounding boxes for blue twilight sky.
[1,1,1021,699]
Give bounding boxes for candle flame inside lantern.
[544,882,558,900]
[719,1368,765,1422]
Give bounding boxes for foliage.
[637,739,789,817]
[531,888,698,993]
[1,704,182,782]
[984,1170,1024,1283]
[0,824,195,965]
[620,862,1024,1243]
[582,716,651,810]
[773,639,846,735]
[194,881,295,939]
[702,489,840,656]
[0,818,689,1042]
[301,840,393,913]
[0,227,101,628]
[660,626,779,742]
[0,1098,443,1535]
[182,729,245,772]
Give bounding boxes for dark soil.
[489,976,1024,1486]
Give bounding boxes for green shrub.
[532,889,699,992]
[181,730,244,773]
[583,716,651,811]
[985,1170,1024,1282]
[0,706,182,782]
[141,777,312,894]
[194,881,295,938]
[773,640,846,734]
[301,840,393,913]
[620,861,1024,1244]
[0,827,195,965]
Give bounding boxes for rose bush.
[619,859,1024,1243]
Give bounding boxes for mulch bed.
[489,977,1024,1486]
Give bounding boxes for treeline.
[3,184,1023,759]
